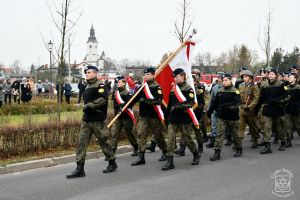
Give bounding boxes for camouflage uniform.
[132,79,167,164]
[207,84,241,158]
[111,87,138,151]
[238,81,261,146]
[259,79,289,152]
[286,83,300,141]
[166,82,198,157]
[76,78,115,164]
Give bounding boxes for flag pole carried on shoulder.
[107,29,197,128]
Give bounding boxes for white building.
[83,25,105,68]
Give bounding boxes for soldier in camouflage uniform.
[66,66,117,179]
[286,73,300,146]
[175,69,207,155]
[207,73,241,160]
[238,70,261,149]
[111,76,138,156]
[257,69,290,154]
[162,68,200,171]
[131,67,168,166]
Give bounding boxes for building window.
[89,45,92,48]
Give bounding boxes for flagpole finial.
[189,28,197,39]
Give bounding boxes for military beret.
[84,66,98,74]
[222,73,232,80]
[144,67,156,74]
[172,68,185,77]
[242,70,254,77]
[239,67,247,72]
[290,65,299,70]
[268,68,277,75]
[289,72,297,77]
[114,75,125,83]
[265,66,274,71]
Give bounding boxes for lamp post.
[48,40,53,96]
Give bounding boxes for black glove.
[244,106,250,111]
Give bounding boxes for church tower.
[84,25,100,66]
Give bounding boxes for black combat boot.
[251,138,258,149]
[158,150,167,161]
[260,142,272,154]
[131,145,138,157]
[175,144,186,156]
[146,141,156,152]
[210,149,221,161]
[206,137,215,148]
[161,156,175,171]
[131,152,145,166]
[278,140,286,151]
[197,140,203,153]
[224,135,232,146]
[234,148,243,157]
[103,159,118,173]
[192,151,200,165]
[285,138,292,148]
[66,162,86,179]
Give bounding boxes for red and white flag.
[156,41,196,105]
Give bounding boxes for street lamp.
[48,40,53,95]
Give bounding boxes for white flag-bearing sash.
[115,90,137,124]
[143,82,165,123]
[173,85,199,128]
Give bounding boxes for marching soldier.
[111,76,139,157]
[258,69,290,154]
[174,69,207,155]
[66,66,117,179]
[131,67,168,166]
[286,73,300,145]
[162,68,200,170]
[207,73,241,160]
[238,70,261,149]
[290,65,300,84]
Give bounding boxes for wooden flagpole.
[107,32,196,128]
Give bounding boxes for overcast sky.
[0,0,299,69]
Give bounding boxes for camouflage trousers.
[239,113,260,140]
[167,123,197,157]
[291,114,300,132]
[214,119,240,150]
[110,118,138,151]
[211,111,218,137]
[262,116,286,143]
[178,125,203,147]
[285,115,293,140]
[136,117,167,153]
[76,121,115,163]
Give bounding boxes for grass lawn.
[0,110,83,126]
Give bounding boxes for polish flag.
[155,41,196,105]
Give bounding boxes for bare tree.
[258,0,274,67]
[46,0,82,121]
[174,0,194,43]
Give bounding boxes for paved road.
[1,136,299,200]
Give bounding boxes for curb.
[0,134,212,175]
[0,145,133,175]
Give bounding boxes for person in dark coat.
[64,80,72,104]
[77,78,86,104]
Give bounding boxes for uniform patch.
[236,90,240,94]
[189,93,194,98]
[199,89,203,93]
[98,88,104,93]
[158,90,162,94]
[284,86,288,90]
